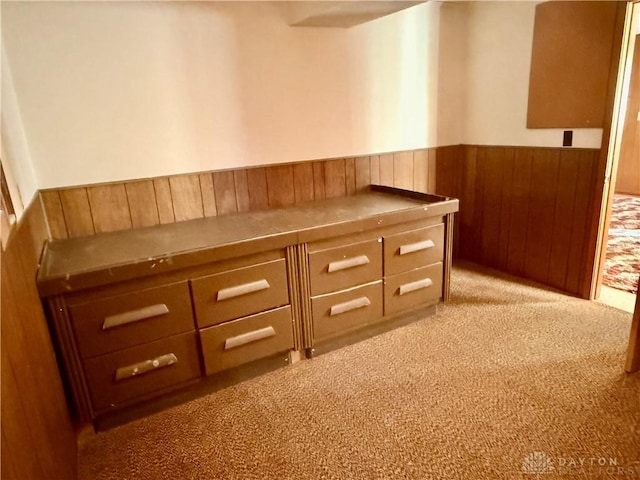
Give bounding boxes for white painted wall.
[435,1,467,147]
[1,1,608,191]
[348,1,438,152]
[2,1,434,189]
[1,2,344,188]
[462,1,603,148]
[1,45,38,217]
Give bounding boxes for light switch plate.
[563,130,573,147]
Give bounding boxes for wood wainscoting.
[39,144,602,298]
[433,145,601,298]
[40,150,440,241]
[1,199,77,479]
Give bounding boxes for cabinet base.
[93,351,293,431]
[84,303,439,431]
[309,303,437,358]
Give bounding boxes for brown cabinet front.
[308,238,383,296]
[384,263,443,316]
[384,223,444,276]
[38,187,457,422]
[83,332,201,412]
[311,281,383,342]
[69,282,195,359]
[191,259,290,328]
[200,306,294,376]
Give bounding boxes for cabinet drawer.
[384,223,444,276]
[191,259,289,328]
[84,332,201,412]
[309,239,382,296]
[311,281,383,342]
[200,306,293,376]
[384,263,442,316]
[69,282,195,359]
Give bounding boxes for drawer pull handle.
[102,304,170,330]
[224,326,277,350]
[114,353,178,381]
[399,278,433,296]
[330,296,371,316]
[217,279,271,301]
[327,255,371,273]
[399,239,435,256]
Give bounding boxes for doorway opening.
[600,191,639,314]
[596,5,639,314]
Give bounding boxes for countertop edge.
[37,188,459,297]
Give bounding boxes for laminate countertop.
[37,185,459,296]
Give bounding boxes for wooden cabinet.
[312,281,384,342]
[38,186,458,424]
[64,280,200,414]
[191,258,290,328]
[83,332,201,412]
[68,282,194,359]
[383,222,444,317]
[384,263,443,316]
[193,252,295,377]
[383,223,444,276]
[308,238,382,296]
[308,234,384,342]
[306,218,446,345]
[200,306,294,376]
[50,250,296,420]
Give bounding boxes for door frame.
[627,291,640,372]
[590,1,639,373]
[590,2,635,300]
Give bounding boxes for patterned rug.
[602,194,640,293]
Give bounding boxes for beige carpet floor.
[79,262,640,480]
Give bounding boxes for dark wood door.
[616,35,640,196]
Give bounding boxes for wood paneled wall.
[615,35,640,196]
[40,149,440,240]
[434,145,601,298]
[1,200,77,479]
[39,144,603,298]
